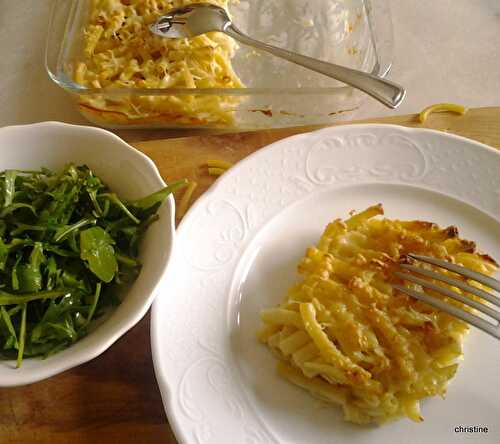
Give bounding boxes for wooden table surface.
[2,107,499,444]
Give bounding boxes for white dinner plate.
[151,124,500,444]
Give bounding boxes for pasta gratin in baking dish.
[73,0,243,127]
[258,204,498,424]
[46,0,395,129]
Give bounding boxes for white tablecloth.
[1,0,499,127]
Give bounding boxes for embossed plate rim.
[151,124,500,444]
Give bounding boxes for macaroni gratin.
[73,0,244,126]
[258,204,498,424]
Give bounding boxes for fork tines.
[393,254,500,340]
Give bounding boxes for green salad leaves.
[0,164,186,367]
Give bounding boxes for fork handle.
[224,24,405,109]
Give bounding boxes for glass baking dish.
[46,0,394,130]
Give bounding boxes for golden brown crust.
[259,204,498,425]
[478,253,499,267]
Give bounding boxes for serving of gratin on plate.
[258,204,497,425]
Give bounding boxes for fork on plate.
[393,254,500,340]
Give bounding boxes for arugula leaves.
[80,227,117,283]
[0,164,186,366]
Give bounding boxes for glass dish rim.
[45,0,392,97]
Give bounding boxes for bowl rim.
[0,121,176,386]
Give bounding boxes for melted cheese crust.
[259,204,498,424]
[73,0,243,126]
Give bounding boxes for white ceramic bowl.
[0,122,176,386]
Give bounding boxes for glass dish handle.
[364,0,395,79]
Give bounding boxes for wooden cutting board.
[130,107,500,218]
[1,106,499,444]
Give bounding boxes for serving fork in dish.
[394,254,500,340]
[150,3,406,109]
